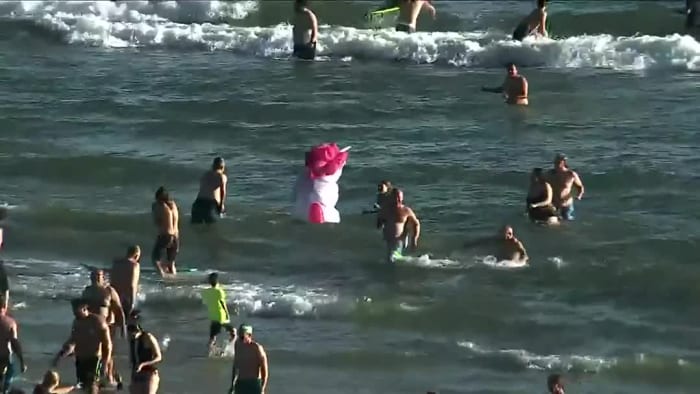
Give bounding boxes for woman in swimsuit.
[526,168,559,225]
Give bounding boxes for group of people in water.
[0,157,269,394]
[374,152,584,265]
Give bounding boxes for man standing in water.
[396,0,436,33]
[228,325,268,394]
[81,269,125,389]
[464,226,529,263]
[292,0,318,60]
[151,187,179,277]
[53,299,112,394]
[0,297,26,394]
[512,0,548,41]
[202,272,236,355]
[110,245,141,319]
[192,157,228,225]
[481,63,529,105]
[378,188,421,263]
[547,154,584,221]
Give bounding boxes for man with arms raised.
[192,157,228,225]
[482,63,528,105]
[547,153,584,221]
[109,245,141,318]
[292,0,319,60]
[228,325,268,394]
[378,188,421,263]
[151,187,180,276]
[53,299,112,394]
[396,0,436,33]
[0,296,26,394]
[512,0,548,41]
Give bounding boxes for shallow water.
[1,1,700,393]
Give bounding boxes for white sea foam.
[457,340,614,373]
[1,1,699,70]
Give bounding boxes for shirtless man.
[0,298,26,394]
[481,63,528,105]
[378,188,421,263]
[292,0,319,60]
[192,157,228,225]
[396,0,436,33]
[81,269,125,388]
[228,325,268,394]
[547,153,584,221]
[53,299,112,394]
[151,187,179,276]
[109,245,141,318]
[464,226,528,263]
[512,0,548,41]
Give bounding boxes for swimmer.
[81,270,124,388]
[228,325,268,394]
[151,186,179,277]
[378,188,421,263]
[32,370,75,394]
[396,0,436,33]
[202,272,236,355]
[292,0,318,60]
[0,297,26,394]
[512,0,548,41]
[109,245,141,319]
[464,226,529,263]
[547,373,565,394]
[53,299,111,394]
[547,154,584,221]
[526,168,559,225]
[481,63,529,105]
[127,313,162,394]
[191,157,228,225]
[374,180,393,228]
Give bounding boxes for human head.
[41,370,60,387]
[212,156,225,172]
[208,272,219,287]
[295,0,308,11]
[547,374,564,394]
[71,298,90,318]
[127,309,144,338]
[531,167,544,183]
[391,188,404,206]
[127,245,141,261]
[553,153,567,170]
[155,186,169,203]
[90,269,105,286]
[378,180,392,194]
[502,225,514,240]
[538,0,547,9]
[507,63,518,76]
[238,324,254,343]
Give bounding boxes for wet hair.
[532,167,544,181]
[547,374,562,392]
[507,62,516,69]
[41,370,60,387]
[71,298,89,310]
[127,245,141,258]
[127,309,143,332]
[538,0,546,9]
[212,157,225,171]
[90,269,104,281]
[208,272,219,286]
[295,0,308,10]
[378,180,392,190]
[155,186,169,202]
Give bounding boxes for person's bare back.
[233,341,266,380]
[198,171,227,206]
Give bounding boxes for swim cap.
[238,324,253,335]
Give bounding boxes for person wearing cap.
[228,324,268,394]
[202,272,236,355]
[151,186,179,277]
[53,299,111,394]
[547,154,584,221]
[192,157,228,225]
[377,188,421,263]
[127,312,162,394]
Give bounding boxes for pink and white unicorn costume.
[292,143,350,224]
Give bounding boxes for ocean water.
[0,1,700,393]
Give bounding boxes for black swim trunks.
[75,357,102,389]
[191,198,220,224]
[209,321,236,340]
[395,23,415,33]
[293,42,316,60]
[151,234,179,263]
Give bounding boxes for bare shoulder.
[255,342,267,356]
